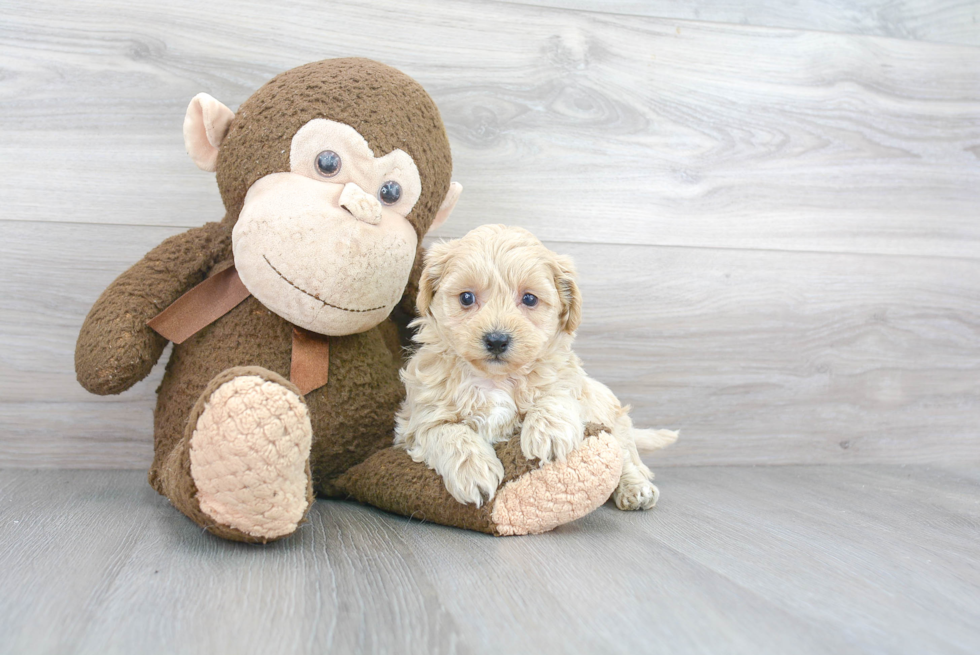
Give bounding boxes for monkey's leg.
[156,366,314,543]
[334,423,621,535]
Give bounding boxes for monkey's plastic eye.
[459,292,476,307]
[379,180,402,205]
[315,150,342,177]
[522,293,538,307]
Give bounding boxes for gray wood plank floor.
[2,466,978,655]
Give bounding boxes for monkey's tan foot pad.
[189,372,313,541]
[332,423,619,536]
[490,429,623,536]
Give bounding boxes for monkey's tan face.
[233,119,423,335]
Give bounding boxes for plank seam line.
[488,0,980,51]
[4,218,980,263]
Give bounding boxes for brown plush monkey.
[75,58,623,543]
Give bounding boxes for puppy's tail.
[632,428,679,452]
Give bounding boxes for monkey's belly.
[149,296,404,496]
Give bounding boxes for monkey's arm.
[75,221,232,395]
[389,243,425,353]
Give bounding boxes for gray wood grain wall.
[1,0,978,468]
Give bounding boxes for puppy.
[394,225,677,509]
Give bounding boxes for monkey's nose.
[339,182,382,225]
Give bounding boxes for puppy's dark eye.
[522,293,538,307]
[379,180,402,205]
[316,150,342,177]
[459,292,475,307]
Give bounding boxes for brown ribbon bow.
[147,266,330,395]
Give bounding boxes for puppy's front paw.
[520,411,583,464]
[442,449,505,507]
[613,479,660,510]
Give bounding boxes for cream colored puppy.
[395,225,677,509]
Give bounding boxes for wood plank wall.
[1,0,978,468]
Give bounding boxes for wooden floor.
[2,465,978,655]
[2,3,978,653]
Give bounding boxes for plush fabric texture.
[190,373,313,539]
[76,58,621,540]
[76,221,232,396]
[184,92,235,173]
[231,172,417,335]
[289,119,423,218]
[334,423,617,535]
[215,58,452,242]
[147,263,407,499]
[492,428,623,535]
[158,366,315,544]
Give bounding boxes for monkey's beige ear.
[416,240,454,316]
[552,254,582,334]
[183,93,235,173]
[427,182,462,235]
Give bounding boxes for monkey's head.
[183,58,460,336]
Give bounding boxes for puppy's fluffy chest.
[457,377,521,443]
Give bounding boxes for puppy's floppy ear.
[417,241,455,316]
[551,253,582,334]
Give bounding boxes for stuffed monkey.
[75,58,623,543]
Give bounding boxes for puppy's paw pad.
[445,451,504,507]
[614,480,659,511]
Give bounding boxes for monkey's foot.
[333,424,621,535]
[188,368,313,541]
[490,428,622,535]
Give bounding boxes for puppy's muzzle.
[483,331,511,356]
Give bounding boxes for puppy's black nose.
[483,332,511,355]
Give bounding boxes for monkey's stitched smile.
[262,255,386,313]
